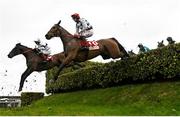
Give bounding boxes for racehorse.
[7,43,81,92]
[45,20,129,80]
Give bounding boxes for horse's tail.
[111,37,129,58]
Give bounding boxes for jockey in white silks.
[34,39,51,61]
[71,13,93,39]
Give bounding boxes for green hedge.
[21,92,44,106]
[46,61,103,79]
[46,43,180,94]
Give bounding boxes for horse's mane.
[59,24,87,41]
[18,43,33,50]
[59,25,73,36]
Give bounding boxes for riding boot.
[79,37,89,51]
[81,46,89,51]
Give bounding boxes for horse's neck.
[21,46,34,59]
[58,26,76,46]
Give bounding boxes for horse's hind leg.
[103,45,120,59]
[19,68,33,92]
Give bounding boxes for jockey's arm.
[75,24,79,34]
[80,19,88,31]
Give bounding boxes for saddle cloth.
[83,40,99,50]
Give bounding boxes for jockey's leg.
[80,30,93,39]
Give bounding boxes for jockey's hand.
[73,33,80,38]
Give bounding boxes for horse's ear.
[16,43,21,45]
[57,20,61,25]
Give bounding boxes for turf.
[0,81,180,116]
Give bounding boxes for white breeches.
[79,29,93,38]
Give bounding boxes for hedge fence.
[21,92,44,106]
[46,43,180,94]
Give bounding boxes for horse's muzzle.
[7,54,12,58]
[45,34,51,40]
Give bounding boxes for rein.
[64,34,74,38]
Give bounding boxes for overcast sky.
[0,0,180,96]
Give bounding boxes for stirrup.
[81,46,89,51]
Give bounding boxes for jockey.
[138,43,150,54]
[34,39,51,61]
[71,13,93,40]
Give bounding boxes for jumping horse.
[7,43,81,91]
[45,20,129,80]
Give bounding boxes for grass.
[0,80,180,115]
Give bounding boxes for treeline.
[46,43,180,94]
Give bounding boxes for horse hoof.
[18,89,22,92]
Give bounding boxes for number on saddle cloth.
[41,54,52,61]
[88,40,99,50]
[88,41,99,47]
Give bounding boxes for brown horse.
[7,43,81,92]
[45,20,129,80]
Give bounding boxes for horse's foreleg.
[18,68,33,92]
[54,55,75,80]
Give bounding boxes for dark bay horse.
[7,43,80,92]
[45,20,129,80]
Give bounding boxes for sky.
[0,0,180,96]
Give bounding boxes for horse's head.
[45,20,62,40]
[8,43,23,58]
[157,40,165,47]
